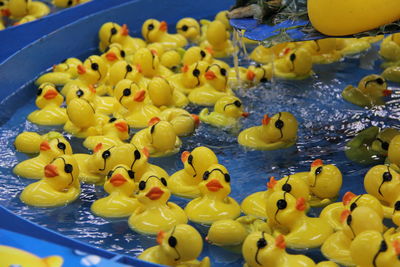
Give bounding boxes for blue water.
[0,43,399,266]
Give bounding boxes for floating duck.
[36,58,82,86]
[108,61,145,90]
[139,224,210,266]
[342,74,391,108]
[176,17,201,43]
[300,39,342,64]
[380,33,400,66]
[27,83,67,126]
[242,232,337,267]
[200,20,234,58]
[132,47,173,78]
[335,38,371,56]
[269,48,313,79]
[52,0,84,8]
[147,76,188,109]
[199,96,248,129]
[142,19,187,49]
[389,135,400,172]
[184,164,241,224]
[20,155,80,207]
[239,64,273,86]
[266,191,333,249]
[241,175,310,219]
[321,206,384,266]
[113,79,160,128]
[130,117,181,157]
[128,172,187,234]
[8,0,49,19]
[158,108,199,137]
[83,117,129,151]
[364,164,400,217]
[238,112,298,150]
[182,46,215,66]
[13,134,72,179]
[160,49,182,72]
[14,131,61,154]
[0,245,63,267]
[101,43,128,66]
[167,61,209,95]
[169,147,218,198]
[249,43,297,64]
[91,164,141,218]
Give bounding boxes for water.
[0,43,399,266]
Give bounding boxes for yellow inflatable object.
[0,245,63,267]
[158,108,198,137]
[139,224,210,266]
[167,61,209,95]
[176,17,201,43]
[20,155,80,207]
[169,147,219,198]
[13,134,72,179]
[27,83,67,125]
[238,112,298,150]
[132,47,173,78]
[148,76,189,109]
[184,164,241,224]
[200,20,234,58]
[128,172,187,234]
[269,48,313,79]
[308,0,400,36]
[389,135,400,170]
[142,19,187,49]
[300,39,342,64]
[91,164,141,218]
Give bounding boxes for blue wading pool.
[0,0,399,266]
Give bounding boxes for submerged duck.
[184,164,241,225]
[91,164,141,218]
[142,19,187,49]
[147,76,189,109]
[139,224,210,267]
[200,20,234,58]
[389,135,400,172]
[128,172,187,235]
[0,245,63,267]
[27,83,67,126]
[169,147,219,198]
[158,108,199,137]
[176,17,201,43]
[238,112,298,150]
[20,155,80,207]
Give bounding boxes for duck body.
[159,108,198,137]
[200,20,234,58]
[0,245,63,267]
[380,33,400,64]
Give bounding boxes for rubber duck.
[13,134,72,179]
[182,46,215,66]
[389,135,400,172]
[14,131,60,154]
[391,197,400,227]
[108,60,146,89]
[364,164,400,217]
[27,83,67,126]
[241,175,310,219]
[345,126,400,165]
[160,49,182,72]
[147,76,188,109]
[132,47,173,78]
[382,65,400,83]
[342,74,391,108]
[176,17,201,43]
[146,42,165,57]
[142,19,187,49]
[380,33,400,66]
[335,38,371,56]
[321,206,384,266]
[0,245,63,267]
[240,64,273,86]
[139,224,210,266]
[128,172,187,234]
[167,61,209,95]
[269,48,313,79]
[64,98,108,138]
[101,43,129,66]
[242,232,337,267]
[130,117,181,157]
[238,112,298,150]
[91,164,141,218]
[36,58,82,86]
[83,117,129,150]
[14,14,36,25]
[169,147,218,198]
[200,20,234,58]
[158,108,199,137]
[20,155,80,207]
[199,96,248,129]
[8,0,49,19]
[53,0,79,8]
[98,22,146,55]
[266,191,333,249]
[184,164,241,225]
[300,39,342,64]
[249,43,297,64]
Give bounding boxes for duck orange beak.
[205,70,217,80]
[1,9,10,17]
[88,84,96,93]
[142,147,149,158]
[44,89,58,100]
[150,49,158,56]
[40,141,51,151]
[205,46,214,55]
[181,64,189,73]
[181,151,190,163]
[110,173,126,187]
[275,235,286,249]
[267,176,277,189]
[246,70,255,81]
[262,114,270,125]
[94,143,103,153]
[115,121,128,132]
[393,240,400,256]
[340,209,351,223]
[121,24,129,36]
[383,89,392,97]
[136,64,142,73]
[296,197,306,211]
[148,116,161,126]
[77,64,86,75]
[241,112,249,118]
[146,187,164,200]
[134,90,146,102]
[206,179,223,192]
[105,52,118,62]
[157,231,165,245]
[311,159,323,167]
[342,191,356,205]
[44,164,59,178]
[159,21,168,32]
[191,114,200,127]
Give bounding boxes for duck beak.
[133,90,146,102]
[206,179,223,192]
[191,114,200,127]
[246,70,255,81]
[105,52,118,62]
[40,141,51,151]
[1,9,10,17]
[311,159,323,167]
[77,64,86,75]
[383,89,393,97]
[205,70,217,80]
[159,21,168,32]
[157,231,165,245]
[241,112,249,118]
[115,121,128,132]
[181,151,190,163]
[121,24,129,36]
[146,187,164,200]
[44,89,58,100]
[261,114,270,125]
[110,173,126,187]
[44,164,59,178]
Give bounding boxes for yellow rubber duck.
[200,20,234,58]
[167,61,209,95]
[391,197,400,227]
[158,108,199,137]
[242,232,337,267]
[199,96,248,129]
[27,83,67,126]
[148,76,188,109]
[241,175,310,219]
[36,57,82,86]
[268,48,313,79]
[132,47,173,79]
[13,134,72,179]
[380,33,400,66]
[335,38,371,56]
[184,164,241,225]
[364,164,400,217]
[20,155,80,207]
[108,60,146,89]
[321,206,384,266]
[160,49,182,72]
[139,224,210,267]
[100,43,128,66]
[249,43,297,64]
[128,172,187,234]
[142,19,187,49]
[389,135,400,172]
[14,131,61,154]
[53,0,79,8]
[8,0,49,19]
[266,191,333,249]
[0,245,63,267]
[238,112,298,150]
[13,14,36,25]
[91,164,141,218]
[98,22,146,55]
[130,117,182,157]
[239,64,273,86]
[342,74,391,108]
[182,46,215,66]
[176,17,201,43]
[300,39,342,64]
[169,147,218,198]
[113,79,160,128]
[83,117,129,150]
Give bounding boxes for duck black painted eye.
[346,214,352,225]
[234,100,241,107]
[76,89,84,97]
[290,54,296,61]
[123,88,131,96]
[168,236,177,247]
[282,183,291,193]
[139,181,146,190]
[260,77,267,83]
[111,27,117,35]
[37,89,43,96]
[192,69,200,77]
[224,173,230,183]
[379,240,388,252]
[160,177,167,186]
[382,142,389,150]
[106,170,113,178]
[64,164,73,173]
[57,142,66,150]
[128,170,135,179]
[277,199,287,210]
[350,202,357,212]
[395,201,400,211]
[203,171,210,180]
[109,117,117,123]
[91,63,99,71]
[0,2,4,6]
[200,50,206,58]
[150,125,156,134]
[187,155,193,165]
[104,47,110,53]
[120,50,126,58]
[181,25,188,31]
[67,0,73,6]
[376,78,384,85]
[315,166,323,175]
[275,120,284,129]
[126,65,133,72]
[102,150,111,159]
[383,171,392,182]
[220,68,227,76]
[134,150,141,160]
[257,237,267,249]
[147,24,154,31]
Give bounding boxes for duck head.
[148,77,174,107]
[246,64,272,84]
[364,165,400,205]
[142,19,168,43]
[109,61,142,87]
[66,98,96,128]
[39,134,73,159]
[181,146,218,183]
[65,84,96,105]
[358,74,388,99]
[371,128,400,157]
[114,79,147,111]
[342,192,384,220]
[204,63,229,91]
[214,96,247,118]
[53,0,78,8]
[206,20,229,49]
[176,18,200,42]
[260,112,298,144]
[8,0,29,18]
[308,159,342,199]
[104,164,136,195]
[77,55,108,85]
[160,50,181,72]
[199,164,231,200]
[35,83,63,108]
[44,155,79,191]
[181,61,208,88]
[102,117,130,141]
[132,48,160,78]
[101,43,126,65]
[147,119,177,152]
[287,48,313,76]
[0,0,10,17]
[266,175,310,203]
[182,46,213,66]
[137,171,170,205]
[388,135,400,167]
[53,57,82,76]
[340,206,383,240]
[98,22,122,49]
